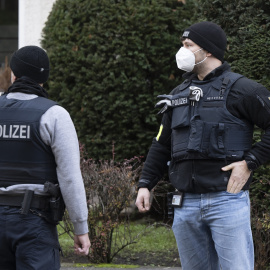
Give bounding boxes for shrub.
[60,144,144,263]
[42,0,196,161]
[197,0,270,88]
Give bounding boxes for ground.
[61,251,181,267]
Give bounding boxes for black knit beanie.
[10,45,50,84]
[182,21,227,62]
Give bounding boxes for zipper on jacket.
[192,159,196,184]
[190,99,197,186]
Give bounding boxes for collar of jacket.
[7,76,49,98]
[182,61,231,82]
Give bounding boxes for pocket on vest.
[208,123,226,158]
[187,118,204,152]
[171,105,190,129]
[171,127,190,159]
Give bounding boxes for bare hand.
[74,233,91,256]
[222,160,251,194]
[135,188,150,212]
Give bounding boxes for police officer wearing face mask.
[0,46,90,269]
[135,21,270,270]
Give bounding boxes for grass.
[58,227,74,255]
[112,221,180,266]
[58,220,178,265]
[112,222,177,253]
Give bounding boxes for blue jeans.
[172,191,254,270]
[0,206,60,270]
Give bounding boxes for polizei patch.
[0,124,31,139]
[171,97,188,106]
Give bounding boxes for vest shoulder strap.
[219,72,243,97]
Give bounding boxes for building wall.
[19,0,56,48]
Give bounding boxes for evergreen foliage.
[42,0,196,161]
[197,0,270,88]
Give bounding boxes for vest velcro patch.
[206,96,224,100]
[155,94,189,114]
[0,124,31,139]
[171,97,188,106]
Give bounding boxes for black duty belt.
[0,194,50,210]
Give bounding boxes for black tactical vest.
[170,71,253,162]
[0,95,58,187]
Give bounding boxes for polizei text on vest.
[0,124,31,139]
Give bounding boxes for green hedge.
[42,0,196,161]
[197,0,270,88]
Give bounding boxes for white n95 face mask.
[175,47,206,72]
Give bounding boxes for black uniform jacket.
[139,62,270,193]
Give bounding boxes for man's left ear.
[10,71,17,84]
[205,51,212,57]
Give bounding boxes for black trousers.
[0,206,60,270]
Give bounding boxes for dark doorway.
[0,0,18,67]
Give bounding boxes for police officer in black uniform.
[0,46,90,270]
[135,21,270,270]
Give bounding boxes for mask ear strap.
[193,48,202,54]
[194,56,208,66]
[193,48,207,66]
